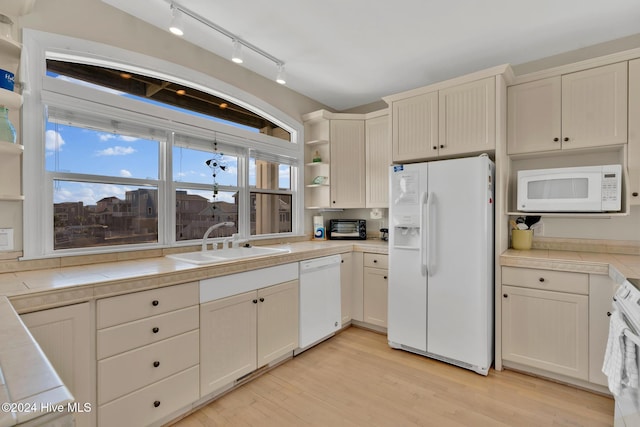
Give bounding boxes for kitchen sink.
[166,246,290,265]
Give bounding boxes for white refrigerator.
[387,155,494,375]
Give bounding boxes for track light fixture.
[276,64,286,85]
[231,39,243,64]
[169,4,184,36]
[167,1,287,85]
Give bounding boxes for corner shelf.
[0,194,24,201]
[0,88,22,110]
[0,140,22,154]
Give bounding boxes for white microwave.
[517,164,622,212]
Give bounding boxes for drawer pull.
[152,300,159,307]
[153,400,161,408]
[538,278,545,283]
[503,294,508,298]
[152,327,159,334]
[373,259,378,263]
[259,297,265,302]
[383,276,387,279]
[153,361,160,368]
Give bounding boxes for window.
[22,31,303,259]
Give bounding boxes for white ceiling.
[103,0,640,111]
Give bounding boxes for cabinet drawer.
[97,282,198,329]
[502,267,588,295]
[98,365,199,427]
[363,253,388,269]
[97,305,199,359]
[98,330,199,405]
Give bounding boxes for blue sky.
[46,72,290,206]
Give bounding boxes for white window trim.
[21,29,304,260]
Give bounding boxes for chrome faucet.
[201,222,235,251]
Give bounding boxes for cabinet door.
[257,280,299,367]
[589,274,618,386]
[365,114,390,208]
[363,267,388,328]
[502,285,588,380]
[200,291,257,396]
[22,303,94,427]
[330,119,365,208]
[439,77,496,156]
[340,252,353,325]
[391,92,438,162]
[628,58,640,205]
[507,77,562,154]
[562,62,628,149]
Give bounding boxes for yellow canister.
[511,229,533,250]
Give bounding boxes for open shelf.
[0,140,22,154]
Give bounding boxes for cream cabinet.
[501,267,589,381]
[330,119,365,208]
[340,252,353,325]
[508,62,628,155]
[22,302,94,427]
[363,253,388,328]
[438,77,496,157]
[200,280,298,397]
[628,58,640,205]
[96,282,199,427]
[391,92,439,162]
[365,113,390,208]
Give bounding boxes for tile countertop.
[500,247,640,285]
[0,240,388,314]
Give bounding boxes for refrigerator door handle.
[425,192,435,277]
[420,191,428,276]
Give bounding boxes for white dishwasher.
[296,255,342,354]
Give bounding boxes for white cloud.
[120,169,132,177]
[98,133,139,143]
[95,146,136,156]
[45,130,65,152]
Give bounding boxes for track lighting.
[167,1,287,85]
[276,64,286,85]
[169,4,184,36]
[231,39,243,64]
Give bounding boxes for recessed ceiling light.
[176,89,186,95]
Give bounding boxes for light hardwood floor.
[172,327,614,426]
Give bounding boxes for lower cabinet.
[96,282,199,427]
[200,280,299,397]
[501,266,617,387]
[340,252,353,325]
[21,302,94,427]
[363,253,389,328]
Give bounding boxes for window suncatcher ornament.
[205,136,227,221]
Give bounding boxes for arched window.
[21,30,303,259]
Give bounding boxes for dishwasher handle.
[299,255,342,273]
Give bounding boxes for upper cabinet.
[390,91,438,162]
[439,77,496,157]
[508,62,628,155]
[384,65,510,164]
[628,59,640,205]
[365,112,390,208]
[303,109,389,209]
[330,119,365,208]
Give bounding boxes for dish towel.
[602,310,639,396]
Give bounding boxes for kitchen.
[1,0,640,426]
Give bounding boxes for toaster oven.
[328,219,367,240]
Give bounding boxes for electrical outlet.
[370,208,382,219]
[0,228,14,251]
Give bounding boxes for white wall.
[537,205,640,241]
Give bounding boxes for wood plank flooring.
[171,327,614,427]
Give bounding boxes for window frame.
[21,30,304,259]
